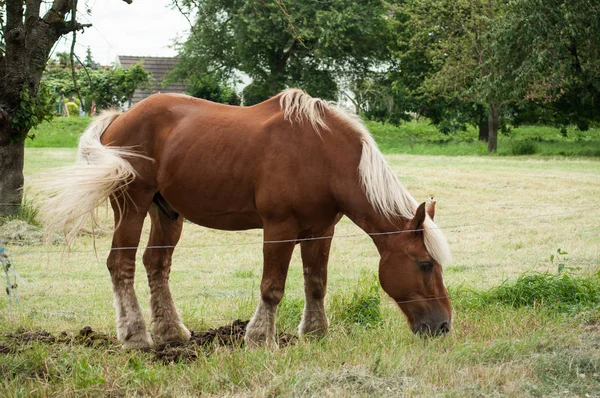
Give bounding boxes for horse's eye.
[418,261,433,271]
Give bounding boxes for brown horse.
[42,89,452,349]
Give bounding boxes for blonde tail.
[39,110,142,247]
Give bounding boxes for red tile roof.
[117,56,187,105]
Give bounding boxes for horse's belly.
[183,210,263,231]
[159,183,262,231]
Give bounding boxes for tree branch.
[25,0,43,25]
[172,0,193,30]
[54,19,91,34]
[70,30,83,110]
[44,0,71,20]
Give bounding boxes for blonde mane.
[279,88,451,265]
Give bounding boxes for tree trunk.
[478,119,489,141]
[487,103,501,153]
[0,136,25,216]
[0,0,95,218]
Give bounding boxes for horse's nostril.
[439,321,450,334]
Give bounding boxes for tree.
[171,0,393,104]
[185,70,240,105]
[491,0,600,132]
[84,47,99,70]
[392,0,514,153]
[0,0,132,217]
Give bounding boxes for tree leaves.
[173,0,393,103]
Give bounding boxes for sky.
[54,0,191,66]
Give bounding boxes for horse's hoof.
[298,316,329,339]
[244,331,278,350]
[299,328,328,340]
[121,333,154,350]
[151,323,191,346]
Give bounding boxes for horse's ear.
[427,200,435,221]
[411,202,427,231]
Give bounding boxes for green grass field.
[1,119,600,396]
[26,116,600,157]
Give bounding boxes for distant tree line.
[171,0,599,153]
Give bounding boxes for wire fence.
[2,206,597,256]
[1,204,599,328]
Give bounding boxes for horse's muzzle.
[412,320,451,336]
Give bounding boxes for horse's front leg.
[298,225,335,338]
[107,191,154,349]
[142,204,190,346]
[245,221,298,349]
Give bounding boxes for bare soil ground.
[1,320,297,364]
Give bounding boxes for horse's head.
[378,201,452,336]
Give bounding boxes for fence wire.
[1,205,599,324]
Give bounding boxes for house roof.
[116,56,187,105]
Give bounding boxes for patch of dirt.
[4,326,116,347]
[0,343,11,354]
[1,320,298,363]
[153,319,298,363]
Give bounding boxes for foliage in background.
[186,72,241,105]
[510,139,537,156]
[43,53,151,112]
[172,0,393,104]
[490,0,600,131]
[350,0,600,153]
[388,0,515,152]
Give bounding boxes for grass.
[25,116,91,148]
[25,115,600,156]
[366,120,600,156]
[453,272,600,314]
[0,141,599,395]
[0,196,40,227]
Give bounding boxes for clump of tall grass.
[275,274,383,333]
[510,140,538,155]
[0,196,40,227]
[453,272,600,313]
[329,274,382,328]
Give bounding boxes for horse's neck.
[344,207,408,254]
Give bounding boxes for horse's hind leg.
[107,189,154,349]
[298,224,335,338]
[142,204,190,345]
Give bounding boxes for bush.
[511,140,538,155]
